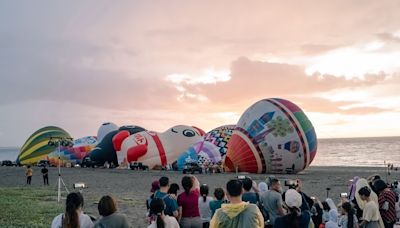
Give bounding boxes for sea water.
[1,136,399,166]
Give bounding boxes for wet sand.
[0,166,398,227]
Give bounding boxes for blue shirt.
[154,191,178,216]
[242,192,259,205]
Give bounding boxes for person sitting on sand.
[148,198,179,228]
[94,195,130,228]
[325,209,339,228]
[178,175,202,227]
[275,189,310,228]
[210,179,264,228]
[51,192,93,228]
[26,165,33,185]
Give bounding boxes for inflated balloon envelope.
[224,98,317,174]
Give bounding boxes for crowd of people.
[49,173,400,228]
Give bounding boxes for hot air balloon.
[47,136,97,166]
[17,126,72,165]
[97,122,119,142]
[175,141,222,170]
[89,125,146,166]
[112,125,205,169]
[224,98,317,174]
[204,125,235,158]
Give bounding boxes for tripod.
[48,136,73,203]
[56,142,69,203]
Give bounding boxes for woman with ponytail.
[198,184,212,228]
[178,175,202,228]
[339,202,359,228]
[148,198,179,228]
[51,192,93,228]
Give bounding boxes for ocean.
[1,136,399,167]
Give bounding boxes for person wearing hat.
[274,189,310,228]
[374,179,396,228]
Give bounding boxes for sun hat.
[285,189,302,208]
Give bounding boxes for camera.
[237,175,246,180]
[310,196,316,200]
[284,179,298,189]
[340,192,348,198]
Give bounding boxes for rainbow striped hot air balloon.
[17,126,71,165]
[47,136,97,166]
[224,98,317,174]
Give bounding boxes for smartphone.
[310,196,316,200]
[340,192,348,198]
[237,175,246,180]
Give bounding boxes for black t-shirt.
[41,168,48,175]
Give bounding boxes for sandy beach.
[1,165,399,227]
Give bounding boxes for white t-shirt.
[51,212,94,228]
[147,215,179,228]
[198,196,213,222]
[363,200,380,222]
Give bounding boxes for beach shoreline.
[1,165,399,227]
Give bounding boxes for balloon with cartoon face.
[224,98,317,174]
[112,125,205,169]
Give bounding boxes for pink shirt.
[178,189,200,218]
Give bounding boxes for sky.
[1,0,400,146]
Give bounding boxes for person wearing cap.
[274,189,310,228]
[374,179,396,228]
[260,177,285,226]
[154,176,179,219]
[210,179,264,228]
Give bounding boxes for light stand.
[48,136,74,203]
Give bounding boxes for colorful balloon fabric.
[204,125,235,158]
[174,125,234,170]
[89,125,146,166]
[224,98,317,174]
[47,136,97,166]
[113,125,205,169]
[97,122,119,142]
[17,126,72,165]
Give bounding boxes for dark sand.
[1,166,398,227]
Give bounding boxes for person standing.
[210,179,264,228]
[374,179,396,228]
[260,177,285,226]
[41,165,49,185]
[26,165,33,185]
[154,177,179,219]
[178,175,202,228]
[358,186,382,228]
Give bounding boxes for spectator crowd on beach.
[50,173,400,228]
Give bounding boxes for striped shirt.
[378,189,397,222]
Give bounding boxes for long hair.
[342,202,354,228]
[200,185,209,202]
[63,192,84,228]
[150,198,165,228]
[181,176,193,195]
[286,206,300,228]
[98,195,117,216]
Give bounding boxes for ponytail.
[342,202,354,228]
[200,184,209,203]
[63,192,83,228]
[156,214,165,228]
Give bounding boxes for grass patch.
[0,187,63,228]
